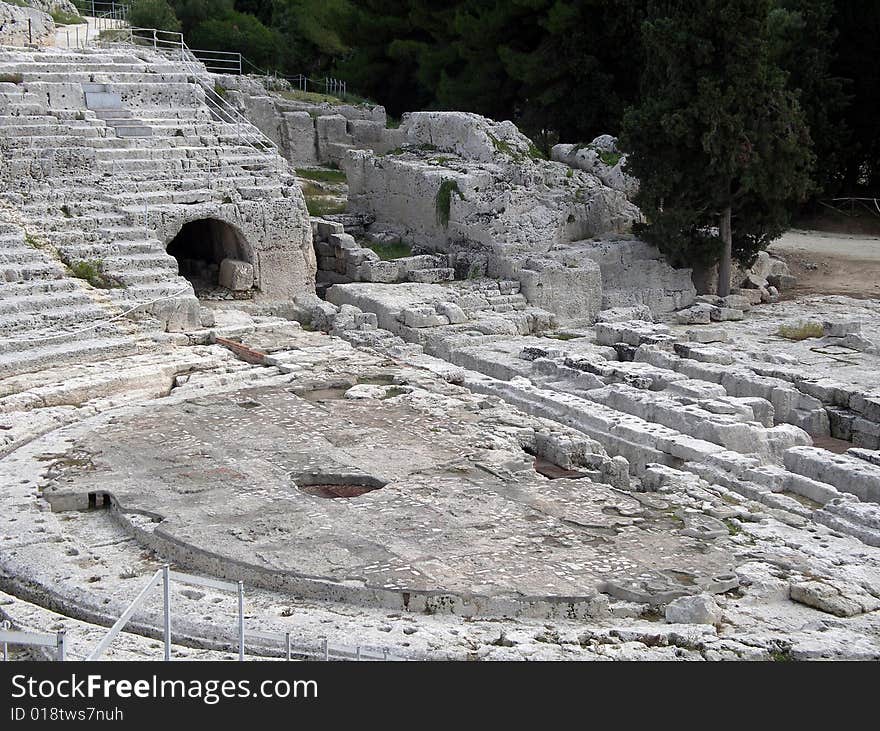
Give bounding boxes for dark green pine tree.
[621,0,814,295]
[768,0,848,196]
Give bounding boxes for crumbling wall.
[215,73,404,167]
[341,111,697,323]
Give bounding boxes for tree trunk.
[717,205,732,297]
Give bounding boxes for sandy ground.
[770,229,880,299]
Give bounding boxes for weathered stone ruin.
[1,37,880,661]
[0,44,314,351]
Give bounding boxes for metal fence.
[1,621,67,662]
[71,0,129,18]
[100,27,278,157]
[190,49,243,75]
[83,565,402,662]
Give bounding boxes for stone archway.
[166,218,255,296]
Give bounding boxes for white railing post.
[55,631,66,662]
[2,620,8,661]
[162,564,171,662]
[285,632,291,661]
[237,581,244,662]
[323,638,329,661]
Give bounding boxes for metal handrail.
[101,28,281,161]
[190,49,243,74]
[1,621,67,661]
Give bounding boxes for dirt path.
[769,229,880,299]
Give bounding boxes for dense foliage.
[620,0,815,292]
[128,0,879,200]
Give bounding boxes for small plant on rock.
[67,259,121,289]
[436,179,464,227]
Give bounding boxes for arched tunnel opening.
[166,218,255,298]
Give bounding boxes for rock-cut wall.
[342,111,693,323]
[0,1,55,46]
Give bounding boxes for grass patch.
[528,142,547,160]
[488,133,520,161]
[305,198,346,217]
[50,9,82,25]
[365,240,412,261]
[213,82,227,99]
[278,89,376,107]
[778,322,824,340]
[0,73,24,85]
[67,259,121,289]
[543,332,581,341]
[597,150,622,167]
[296,167,346,184]
[435,179,464,227]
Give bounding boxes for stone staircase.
[0,44,308,372]
[0,219,139,376]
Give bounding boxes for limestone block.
[358,260,401,283]
[823,320,861,337]
[316,220,346,239]
[329,232,359,251]
[710,307,744,322]
[686,327,728,344]
[316,114,349,156]
[722,294,751,312]
[664,594,721,624]
[435,301,468,324]
[789,580,880,617]
[219,259,254,291]
[767,273,797,290]
[281,111,318,165]
[595,305,653,323]
[675,304,713,325]
[406,268,454,283]
[401,307,449,328]
[735,288,764,306]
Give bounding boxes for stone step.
[115,266,185,286]
[784,446,880,504]
[0,278,77,301]
[0,289,97,316]
[0,261,66,281]
[0,334,138,374]
[0,302,111,334]
[580,382,809,462]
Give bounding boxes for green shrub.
[527,142,547,160]
[597,149,622,167]
[128,0,181,33]
[305,198,346,216]
[365,240,412,261]
[0,73,24,84]
[296,168,347,184]
[435,179,463,227]
[50,9,82,25]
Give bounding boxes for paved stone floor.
[38,377,735,607]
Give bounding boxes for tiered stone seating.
[0,44,306,367]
